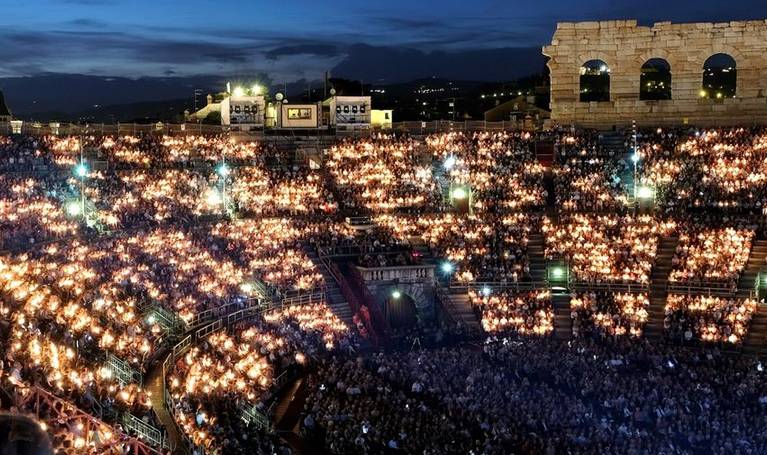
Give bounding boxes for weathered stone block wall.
[543,20,767,127]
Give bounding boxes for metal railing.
[161,293,325,455]
[0,119,541,138]
[666,281,737,296]
[569,281,650,294]
[16,384,162,455]
[122,413,168,449]
[356,264,436,282]
[105,353,143,387]
[391,120,540,134]
[0,121,233,136]
[241,403,271,430]
[279,290,327,307]
[448,280,550,294]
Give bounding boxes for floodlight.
[66,201,81,217]
[206,189,222,205]
[637,186,655,200]
[75,163,88,178]
[451,187,468,200]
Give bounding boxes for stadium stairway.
[534,140,555,168]
[528,233,547,282]
[273,378,321,455]
[743,312,767,355]
[737,239,767,299]
[740,239,767,354]
[600,131,637,195]
[552,293,572,340]
[598,131,628,158]
[645,236,679,340]
[303,247,354,325]
[145,360,184,455]
[443,291,483,334]
[273,378,304,432]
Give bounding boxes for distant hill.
[23,98,196,123]
[0,44,546,118]
[0,73,226,116]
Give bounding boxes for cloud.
[67,18,108,27]
[332,43,545,84]
[61,0,118,4]
[264,44,340,60]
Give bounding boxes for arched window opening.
[580,60,610,102]
[640,58,672,100]
[702,53,737,99]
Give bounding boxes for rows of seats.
[1,129,767,454]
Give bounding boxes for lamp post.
[631,120,639,211]
[75,137,88,221]
[217,149,230,214]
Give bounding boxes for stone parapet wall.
[544,19,767,127]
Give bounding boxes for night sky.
[3,0,765,81]
[1,0,765,115]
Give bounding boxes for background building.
[371,109,393,129]
[484,95,549,129]
[221,93,266,130]
[544,20,767,127]
[323,95,372,131]
[277,103,321,129]
[0,90,11,123]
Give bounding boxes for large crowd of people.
[571,291,650,338]
[664,294,758,344]
[469,288,553,335]
[0,128,766,454]
[637,127,767,211]
[167,302,351,454]
[543,214,676,284]
[302,337,767,454]
[670,226,754,288]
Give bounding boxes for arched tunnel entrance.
[385,290,418,330]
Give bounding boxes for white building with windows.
[277,103,320,129]
[221,94,266,130]
[323,95,371,131]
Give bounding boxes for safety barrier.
[0,119,540,139]
[667,281,738,296]
[356,264,436,282]
[448,280,550,294]
[105,353,143,387]
[241,403,271,430]
[161,293,325,454]
[569,281,650,294]
[16,384,162,455]
[279,290,327,308]
[122,413,168,450]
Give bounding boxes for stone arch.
[579,59,611,102]
[373,282,434,323]
[701,53,737,98]
[640,58,672,100]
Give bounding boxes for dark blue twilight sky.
[1,0,766,84]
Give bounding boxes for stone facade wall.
[543,20,767,127]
